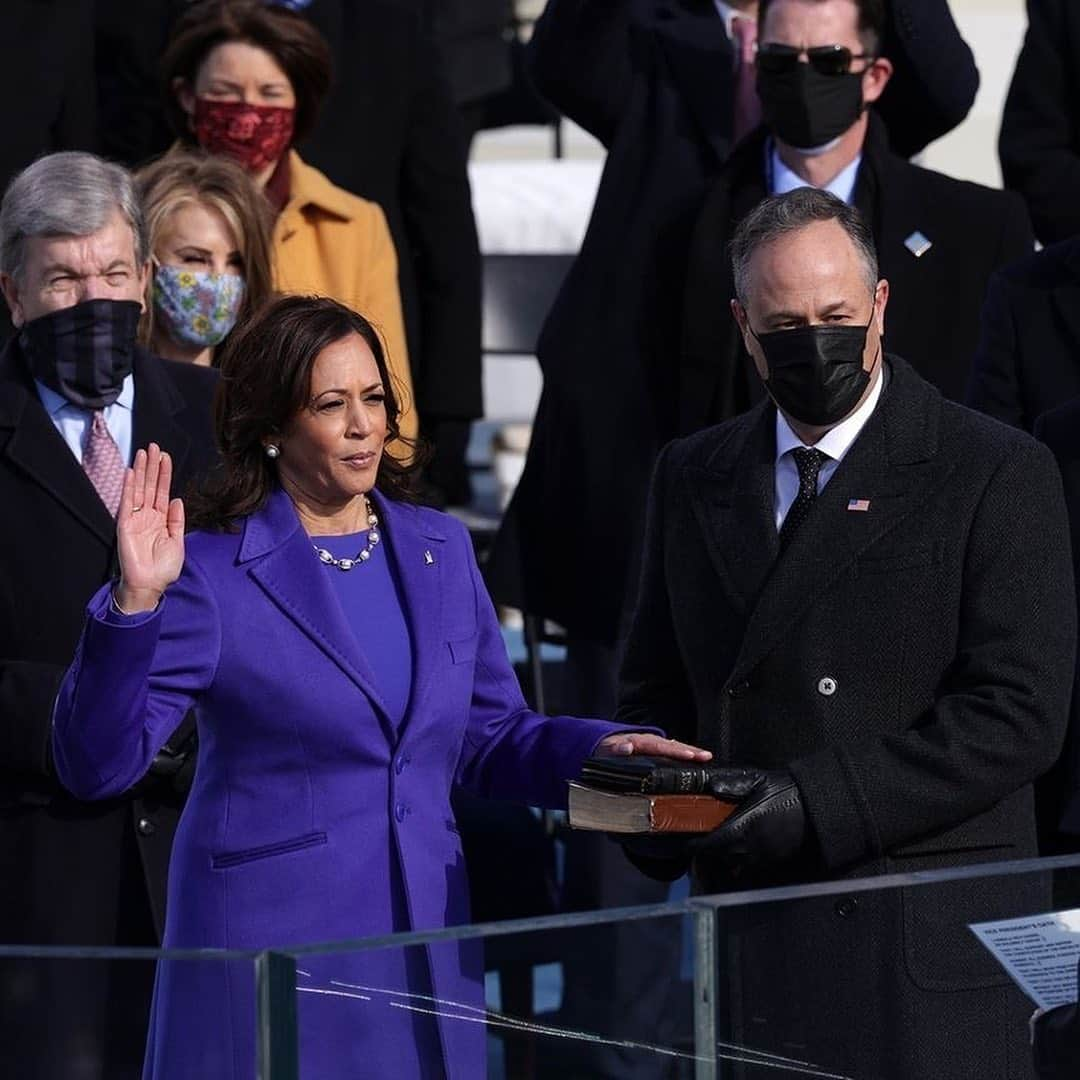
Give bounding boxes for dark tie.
[779,447,827,549]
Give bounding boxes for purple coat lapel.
[241,488,394,726]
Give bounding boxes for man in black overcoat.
[617,188,1076,1080]
[967,239,1080,434]
[679,0,1034,439]
[1000,0,1080,245]
[487,0,979,649]
[0,153,217,1079]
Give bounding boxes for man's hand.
[689,768,807,866]
[595,732,712,762]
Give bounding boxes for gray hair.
[0,152,148,281]
[730,188,879,307]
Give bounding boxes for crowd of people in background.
[2,0,1080,1078]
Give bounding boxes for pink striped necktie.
[731,14,761,144]
[83,410,126,517]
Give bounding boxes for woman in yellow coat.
[160,0,416,440]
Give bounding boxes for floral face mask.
[152,265,245,350]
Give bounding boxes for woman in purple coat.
[51,295,708,1080]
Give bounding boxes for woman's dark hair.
[161,0,332,144]
[187,295,423,531]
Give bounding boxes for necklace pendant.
[337,559,355,571]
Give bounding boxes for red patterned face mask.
[193,98,295,173]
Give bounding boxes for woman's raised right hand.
[114,443,186,613]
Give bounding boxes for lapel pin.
[847,499,871,512]
[904,230,933,258]
[424,550,435,566]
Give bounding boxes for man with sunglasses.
[680,0,1035,435]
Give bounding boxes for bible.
[567,781,736,833]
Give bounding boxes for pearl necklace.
[312,499,380,571]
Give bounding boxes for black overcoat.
[968,237,1080,433]
[615,357,1076,1079]
[486,0,979,644]
[0,342,216,1076]
[680,115,1035,435]
[1000,0,1080,245]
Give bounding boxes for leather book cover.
[568,782,737,833]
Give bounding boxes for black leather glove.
[688,767,806,866]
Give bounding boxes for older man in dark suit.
[618,188,1075,1080]
[0,152,216,1079]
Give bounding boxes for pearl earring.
[265,444,280,460]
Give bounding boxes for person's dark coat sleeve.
[527,0,636,147]
[790,437,1077,869]
[877,0,979,157]
[966,271,1026,429]
[0,661,66,779]
[1000,0,1080,244]
[400,29,483,423]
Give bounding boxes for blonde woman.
[136,151,274,367]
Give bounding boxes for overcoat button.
[817,676,838,697]
[394,803,407,823]
[136,817,156,837]
[728,680,750,699]
[835,897,858,918]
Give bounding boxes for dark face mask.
[756,62,865,150]
[19,298,141,409]
[750,321,876,427]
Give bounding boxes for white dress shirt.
[35,374,135,466]
[773,366,883,531]
[769,143,862,205]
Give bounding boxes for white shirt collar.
[36,372,135,417]
[774,364,884,466]
[770,143,862,206]
[713,0,748,38]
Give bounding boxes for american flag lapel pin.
[424,550,435,565]
[847,498,871,512]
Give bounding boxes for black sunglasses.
[756,43,875,78]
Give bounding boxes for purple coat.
[52,489,628,1079]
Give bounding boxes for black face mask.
[19,298,141,409]
[756,62,865,150]
[750,322,876,427]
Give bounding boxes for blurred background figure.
[1000,0,1080,245]
[159,0,418,441]
[95,0,482,503]
[136,151,275,369]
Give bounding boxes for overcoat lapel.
[130,350,192,483]
[371,493,448,729]
[733,359,953,678]
[653,1,735,163]
[243,490,395,732]
[0,342,115,547]
[684,401,777,614]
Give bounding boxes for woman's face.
[276,334,389,507]
[155,201,243,278]
[183,41,296,113]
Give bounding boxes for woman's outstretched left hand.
[595,733,712,761]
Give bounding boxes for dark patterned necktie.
[779,447,828,550]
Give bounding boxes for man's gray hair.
[0,152,148,281]
[730,189,879,306]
